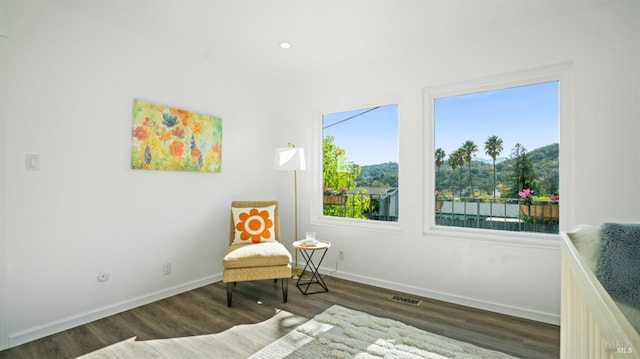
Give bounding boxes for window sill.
[311,215,402,233]
[424,225,560,249]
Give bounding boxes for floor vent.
[388,294,422,306]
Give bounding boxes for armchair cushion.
[231,205,276,244]
[223,242,292,269]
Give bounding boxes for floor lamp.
[274,143,305,278]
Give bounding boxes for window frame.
[423,63,575,245]
[311,101,402,231]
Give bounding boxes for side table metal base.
[295,245,329,295]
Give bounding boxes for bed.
[561,224,640,358]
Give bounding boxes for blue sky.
[435,81,559,159]
[323,104,399,166]
[322,81,558,166]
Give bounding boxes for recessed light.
[279,42,291,49]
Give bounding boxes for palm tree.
[484,135,503,200]
[435,148,446,189]
[461,140,478,198]
[448,149,465,197]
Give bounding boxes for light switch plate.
[25,154,40,171]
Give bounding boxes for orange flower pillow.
[231,205,276,244]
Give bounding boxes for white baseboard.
[8,274,221,348]
[323,267,560,325]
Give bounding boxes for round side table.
[292,240,331,294]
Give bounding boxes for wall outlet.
[339,251,344,260]
[163,263,172,275]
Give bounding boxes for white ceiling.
[60,0,590,85]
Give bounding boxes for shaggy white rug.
[250,305,517,359]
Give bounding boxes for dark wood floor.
[0,275,560,358]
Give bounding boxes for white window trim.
[423,62,575,246]
[310,101,402,232]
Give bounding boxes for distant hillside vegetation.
[357,162,398,187]
[356,143,559,198]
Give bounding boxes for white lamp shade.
[274,147,305,171]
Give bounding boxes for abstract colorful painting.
[131,99,222,172]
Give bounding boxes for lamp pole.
[294,168,299,242]
[293,167,301,278]
[274,143,305,278]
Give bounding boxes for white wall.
[277,0,640,325]
[2,0,639,350]
[1,0,9,350]
[1,1,281,348]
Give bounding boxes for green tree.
[322,136,369,218]
[344,187,370,219]
[435,148,446,190]
[448,148,465,197]
[484,135,503,200]
[509,143,536,196]
[461,140,478,198]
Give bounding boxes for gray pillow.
[596,223,640,309]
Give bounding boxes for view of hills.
[357,162,399,188]
[356,143,559,198]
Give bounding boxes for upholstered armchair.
[222,201,292,307]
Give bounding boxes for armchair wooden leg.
[226,282,234,307]
[282,278,288,303]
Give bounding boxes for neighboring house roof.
[351,187,396,196]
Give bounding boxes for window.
[321,104,399,222]
[429,76,562,235]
